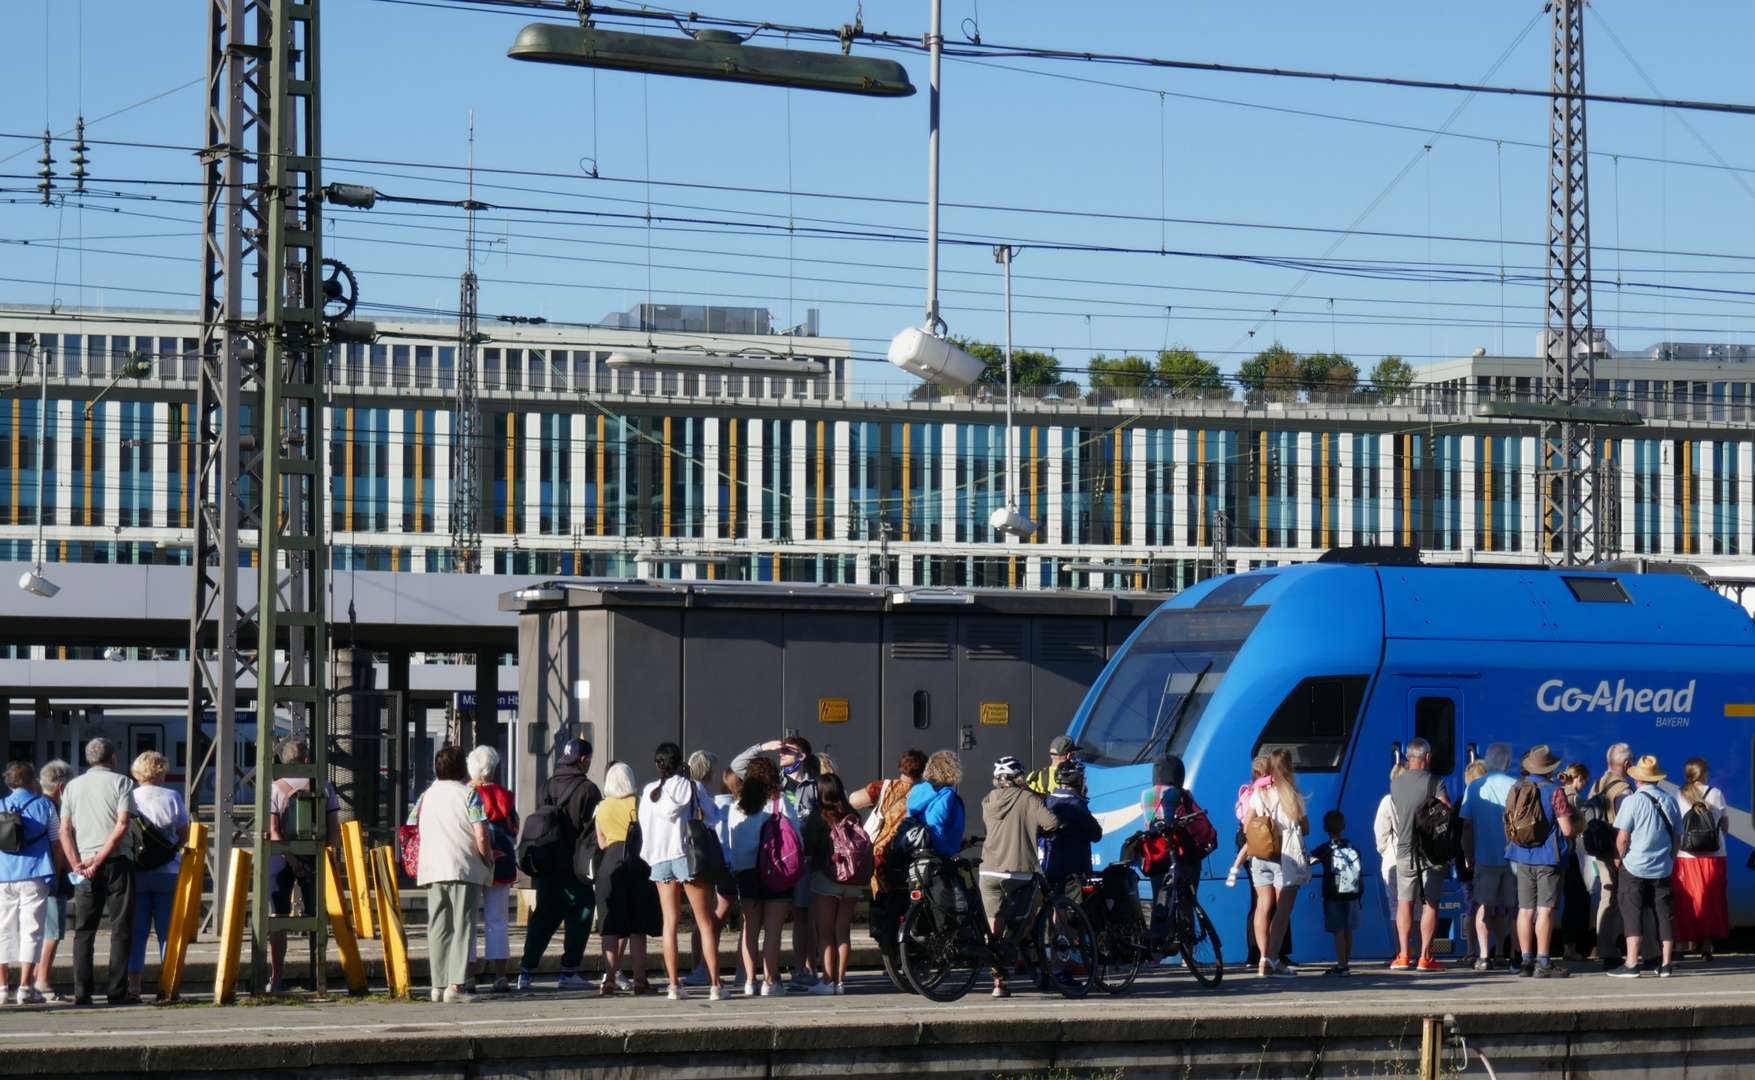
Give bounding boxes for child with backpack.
[802,773,872,996]
[1309,810,1364,977]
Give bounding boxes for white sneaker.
[708,985,725,1001]
[442,987,477,1004]
[614,973,635,991]
[430,988,442,1002]
[807,980,836,996]
[516,971,533,991]
[760,981,786,997]
[681,966,711,987]
[666,984,684,1001]
[742,981,757,997]
[834,982,845,996]
[557,973,593,991]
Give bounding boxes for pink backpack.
[1235,776,1272,824]
[757,798,806,892]
[827,814,876,884]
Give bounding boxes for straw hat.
[1627,755,1667,784]
[1521,744,1562,775]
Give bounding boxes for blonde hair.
[1463,760,1489,784]
[1390,762,1407,782]
[1251,755,1271,781]
[1267,749,1304,823]
[923,750,961,788]
[1681,758,1710,804]
[814,751,837,777]
[131,750,169,786]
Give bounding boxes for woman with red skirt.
[1674,757,1730,961]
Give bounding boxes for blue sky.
[4,1,1755,383]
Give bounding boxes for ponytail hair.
[651,742,683,802]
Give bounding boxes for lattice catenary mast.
[451,118,484,575]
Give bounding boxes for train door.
[1405,686,1465,953]
[127,723,165,759]
[956,616,1035,769]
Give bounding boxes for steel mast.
[1539,0,1598,565]
[451,117,484,575]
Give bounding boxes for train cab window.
[1563,577,1631,604]
[1195,575,1274,608]
[1414,697,1457,776]
[912,690,931,730]
[1252,675,1369,772]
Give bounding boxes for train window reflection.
[1076,606,1267,768]
[1252,676,1370,772]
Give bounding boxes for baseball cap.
[1048,735,1081,756]
[557,737,593,766]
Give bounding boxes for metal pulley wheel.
[321,258,358,321]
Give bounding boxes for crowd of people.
[0,729,1733,1005]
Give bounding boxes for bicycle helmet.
[992,755,1026,786]
[1053,759,1086,791]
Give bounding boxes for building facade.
[2,308,1753,599]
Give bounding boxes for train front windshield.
[1079,605,1267,768]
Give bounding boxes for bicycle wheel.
[899,900,980,1002]
[881,942,916,994]
[1093,911,1147,995]
[1036,895,1098,999]
[1178,892,1223,988]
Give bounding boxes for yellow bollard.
[372,845,411,997]
[340,820,374,939]
[157,822,209,1001]
[324,848,370,995]
[212,848,253,1005]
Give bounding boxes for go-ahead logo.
[1535,678,1696,714]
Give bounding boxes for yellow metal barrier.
[340,820,374,939]
[372,845,411,997]
[323,848,369,995]
[212,847,252,1005]
[157,822,209,1001]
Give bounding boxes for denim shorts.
[1249,857,1287,889]
[1323,897,1361,933]
[650,856,690,884]
[43,894,66,942]
[810,872,865,900]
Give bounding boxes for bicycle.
[1079,863,1149,994]
[1153,869,1223,988]
[1109,810,1225,990]
[897,851,1099,1002]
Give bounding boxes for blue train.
[1068,558,1755,962]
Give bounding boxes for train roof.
[501,579,1165,617]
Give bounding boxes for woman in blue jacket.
[906,751,965,856]
[1042,761,1103,889]
[0,762,60,1005]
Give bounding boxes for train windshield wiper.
[1131,659,1212,765]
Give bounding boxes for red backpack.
[827,814,876,884]
[1171,793,1220,861]
[757,798,806,892]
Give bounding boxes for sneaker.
[16,988,44,1005]
[1473,959,1492,972]
[516,971,533,991]
[708,985,725,1001]
[1388,954,1412,971]
[991,981,1011,998]
[1601,956,1623,972]
[1519,962,1535,978]
[1659,963,1674,979]
[1607,964,1641,979]
[1533,962,1570,979]
[681,966,711,987]
[808,980,836,996]
[834,982,845,995]
[743,981,758,997]
[442,987,478,1003]
[790,969,820,989]
[760,982,786,997]
[430,987,442,1002]
[557,973,593,991]
[1416,957,1445,973]
[666,984,685,1001]
[490,976,509,994]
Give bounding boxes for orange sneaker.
[1389,954,1412,971]
[1416,957,1446,972]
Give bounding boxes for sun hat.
[1520,744,1562,775]
[1627,755,1667,784]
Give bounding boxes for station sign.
[452,692,520,710]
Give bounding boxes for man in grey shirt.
[1389,738,1451,971]
[59,738,137,1004]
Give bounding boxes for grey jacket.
[980,785,1060,875]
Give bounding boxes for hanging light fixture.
[508,24,915,97]
[604,348,826,376]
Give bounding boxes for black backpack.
[0,795,49,855]
[516,773,591,878]
[1412,777,1463,867]
[1680,788,1720,854]
[131,814,181,872]
[1577,777,1628,858]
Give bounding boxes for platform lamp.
[989,245,1037,539]
[886,0,985,391]
[18,342,59,598]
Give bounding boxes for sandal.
[630,982,660,996]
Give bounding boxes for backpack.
[1326,842,1364,898]
[1119,829,1174,876]
[515,804,573,878]
[132,815,181,873]
[1412,777,1463,866]
[0,795,48,856]
[827,814,876,884]
[757,797,807,892]
[1244,809,1282,862]
[1680,788,1720,854]
[1578,776,1629,859]
[1503,779,1553,850]
[907,853,972,919]
[1171,793,1220,861]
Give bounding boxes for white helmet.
[992,755,1025,786]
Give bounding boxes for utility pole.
[1540,0,1597,565]
[189,0,263,934]
[452,117,484,575]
